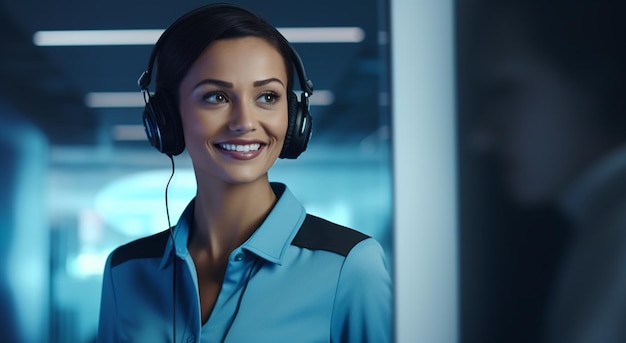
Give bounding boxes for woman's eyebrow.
[193,78,285,89]
[193,79,234,90]
[253,78,285,88]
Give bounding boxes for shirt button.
[186,335,196,342]
[234,252,246,261]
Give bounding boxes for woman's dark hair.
[153,4,295,103]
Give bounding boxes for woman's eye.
[258,92,280,104]
[203,91,228,104]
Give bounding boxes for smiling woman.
[96,4,391,343]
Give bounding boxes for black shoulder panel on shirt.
[110,229,172,267]
[291,214,369,257]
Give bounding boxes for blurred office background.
[0,0,392,342]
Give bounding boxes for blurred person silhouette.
[471,0,626,342]
[96,3,391,343]
[0,111,48,343]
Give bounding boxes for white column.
[390,0,458,342]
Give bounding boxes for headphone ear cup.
[280,92,312,159]
[142,91,185,156]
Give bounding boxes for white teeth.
[219,143,261,152]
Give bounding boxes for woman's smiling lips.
[215,140,266,160]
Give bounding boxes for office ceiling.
[0,0,388,151]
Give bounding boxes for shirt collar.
[160,182,306,268]
[242,183,307,264]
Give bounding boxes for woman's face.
[178,36,289,186]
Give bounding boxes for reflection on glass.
[459,0,626,342]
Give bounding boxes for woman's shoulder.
[108,229,172,268]
[290,214,372,257]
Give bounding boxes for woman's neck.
[188,177,277,261]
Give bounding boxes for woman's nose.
[228,101,255,133]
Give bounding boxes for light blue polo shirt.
[97,183,391,343]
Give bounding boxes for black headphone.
[137,4,314,159]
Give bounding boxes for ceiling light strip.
[113,125,147,141]
[85,92,144,108]
[33,30,163,46]
[33,27,364,46]
[279,27,364,43]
